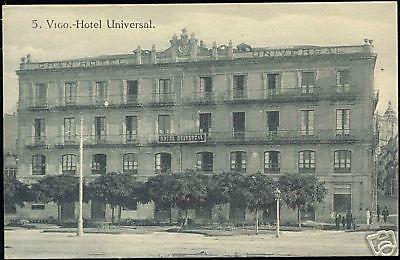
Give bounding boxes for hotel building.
[15,29,378,223]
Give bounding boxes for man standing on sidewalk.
[366,208,371,226]
[382,206,389,224]
[376,205,381,223]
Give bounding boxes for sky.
[2,2,398,115]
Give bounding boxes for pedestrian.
[352,217,356,230]
[366,208,371,226]
[335,214,340,230]
[382,206,389,224]
[345,210,352,229]
[377,205,381,223]
[341,216,346,230]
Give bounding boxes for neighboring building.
[376,101,398,150]
[15,29,378,223]
[3,113,18,177]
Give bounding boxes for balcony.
[149,93,176,106]
[187,91,216,105]
[52,134,140,148]
[24,98,49,110]
[24,136,49,148]
[151,130,359,145]
[222,87,320,104]
[327,85,356,100]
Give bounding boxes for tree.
[173,170,209,228]
[142,173,180,224]
[244,173,276,234]
[31,174,83,222]
[4,173,34,213]
[278,174,327,228]
[87,172,141,224]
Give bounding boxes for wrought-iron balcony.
[149,93,176,106]
[152,129,359,144]
[327,85,356,100]
[24,136,49,148]
[52,134,139,148]
[222,87,320,103]
[188,91,216,104]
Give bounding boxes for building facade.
[16,29,378,223]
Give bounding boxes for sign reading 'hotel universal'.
[159,133,207,144]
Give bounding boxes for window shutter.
[228,74,233,98]
[122,80,127,103]
[296,70,301,88]
[59,82,64,106]
[61,120,64,143]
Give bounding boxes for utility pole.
[77,114,84,236]
[275,188,281,238]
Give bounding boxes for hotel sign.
[20,45,367,71]
[249,46,358,58]
[159,134,207,144]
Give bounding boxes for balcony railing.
[24,130,361,149]
[19,86,359,110]
[149,93,176,106]
[25,136,48,147]
[188,91,216,104]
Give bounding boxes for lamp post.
[77,100,109,237]
[274,188,281,238]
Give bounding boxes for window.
[34,118,46,144]
[95,116,106,142]
[233,112,245,139]
[301,72,314,94]
[264,151,281,173]
[232,75,246,98]
[334,150,351,173]
[199,113,212,133]
[64,82,77,105]
[62,154,77,175]
[199,77,213,99]
[230,151,246,172]
[298,150,315,173]
[123,153,138,174]
[267,73,280,95]
[300,110,314,136]
[32,155,46,175]
[4,168,17,177]
[266,111,279,134]
[196,152,214,172]
[158,79,172,102]
[336,70,350,91]
[158,115,170,135]
[336,109,350,135]
[126,116,138,143]
[95,81,107,104]
[92,154,107,175]
[126,80,138,104]
[35,83,47,106]
[31,203,45,210]
[155,153,171,174]
[64,117,76,144]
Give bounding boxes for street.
[4,228,384,258]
